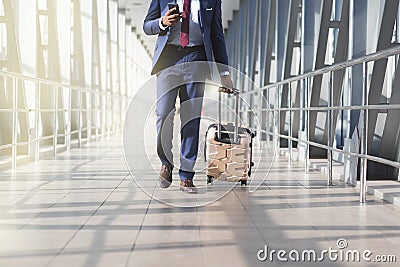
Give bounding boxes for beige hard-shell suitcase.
[205,88,255,185]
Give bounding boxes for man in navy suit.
[143,0,233,193]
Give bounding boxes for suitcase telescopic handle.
[218,87,240,142]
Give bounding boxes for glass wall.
[225,0,400,180]
[0,0,151,168]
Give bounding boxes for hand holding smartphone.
[162,3,181,27]
[168,3,180,15]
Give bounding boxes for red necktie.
[180,0,190,47]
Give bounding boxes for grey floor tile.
[1,135,400,267]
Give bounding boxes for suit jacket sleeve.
[211,0,229,72]
[143,0,166,35]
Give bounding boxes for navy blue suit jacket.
[143,0,229,75]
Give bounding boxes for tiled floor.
[1,135,400,267]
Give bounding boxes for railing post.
[78,89,82,148]
[327,71,334,186]
[305,77,310,173]
[360,62,368,203]
[266,88,270,144]
[258,88,263,147]
[68,86,72,151]
[107,92,111,137]
[35,82,40,163]
[288,82,293,162]
[95,89,99,141]
[226,93,229,122]
[101,93,105,139]
[103,93,106,138]
[299,78,305,159]
[66,115,71,152]
[87,89,91,142]
[274,85,281,155]
[53,85,58,155]
[11,77,17,172]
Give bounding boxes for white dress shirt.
[159,0,204,47]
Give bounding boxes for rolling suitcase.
[204,88,255,185]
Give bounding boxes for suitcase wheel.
[250,162,255,167]
[240,180,247,186]
[207,175,214,184]
[251,133,256,138]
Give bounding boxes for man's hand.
[162,8,182,27]
[220,75,236,94]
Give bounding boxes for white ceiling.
[119,0,240,55]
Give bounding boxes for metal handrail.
[256,103,400,112]
[260,45,400,90]
[0,69,129,99]
[257,129,400,170]
[0,70,132,170]
[237,45,400,204]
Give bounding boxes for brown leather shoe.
[159,164,173,188]
[180,179,197,193]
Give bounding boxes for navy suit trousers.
[156,45,207,180]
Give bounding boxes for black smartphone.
[168,3,180,15]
